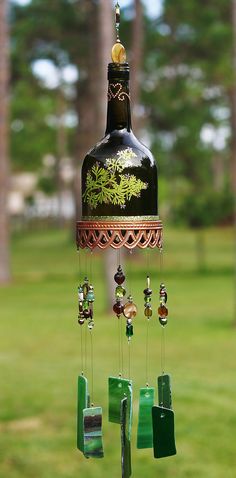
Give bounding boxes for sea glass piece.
[108,376,132,437]
[77,375,88,453]
[152,406,176,459]
[137,387,155,449]
[121,397,132,478]
[158,374,172,409]
[111,42,126,63]
[83,407,104,458]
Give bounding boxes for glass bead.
[123,302,137,319]
[159,317,168,326]
[145,296,151,303]
[114,265,125,285]
[126,324,133,337]
[88,320,94,330]
[113,301,123,316]
[83,277,89,295]
[79,301,83,313]
[115,285,126,298]
[145,307,152,317]
[143,287,152,296]
[78,318,85,325]
[111,42,127,63]
[83,309,91,319]
[87,287,95,302]
[83,299,89,310]
[127,318,132,325]
[158,305,168,318]
[78,286,83,301]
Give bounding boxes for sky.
[14,0,163,18]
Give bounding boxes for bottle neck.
[105,79,132,134]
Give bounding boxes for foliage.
[83,149,148,209]
[172,187,234,228]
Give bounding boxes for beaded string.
[78,249,84,374]
[159,247,166,407]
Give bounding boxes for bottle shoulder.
[83,130,156,168]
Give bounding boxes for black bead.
[143,287,152,296]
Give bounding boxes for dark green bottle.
[81,62,158,220]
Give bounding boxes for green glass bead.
[145,307,152,317]
[126,324,133,337]
[145,296,151,303]
[115,285,126,298]
[83,299,89,310]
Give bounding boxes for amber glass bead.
[123,302,137,319]
[113,301,123,315]
[159,317,168,326]
[114,265,125,285]
[83,277,89,296]
[111,42,126,63]
[115,285,126,298]
[158,305,168,318]
[145,307,152,317]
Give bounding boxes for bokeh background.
[0,1,235,477]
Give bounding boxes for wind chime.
[76,3,176,475]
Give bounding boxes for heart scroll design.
[108,83,130,102]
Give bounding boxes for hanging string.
[120,317,124,376]
[128,340,131,380]
[145,318,150,385]
[80,323,84,374]
[90,329,94,406]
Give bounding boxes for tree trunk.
[56,86,66,228]
[130,0,144,133]
[0,0,11,285]
[231,0,236,325]
[97,0,115,311]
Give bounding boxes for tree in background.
[0,0,11,284]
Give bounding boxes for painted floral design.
[83,148,148,210]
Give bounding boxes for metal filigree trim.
[108,83,130,102]
[76,220,163,250]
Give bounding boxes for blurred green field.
[0,226,235,478]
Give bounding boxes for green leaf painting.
[83,148,148,209]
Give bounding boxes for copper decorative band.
[108,83,130,102]
[76,220,163,251]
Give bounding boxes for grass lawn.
[0,225,235,478]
